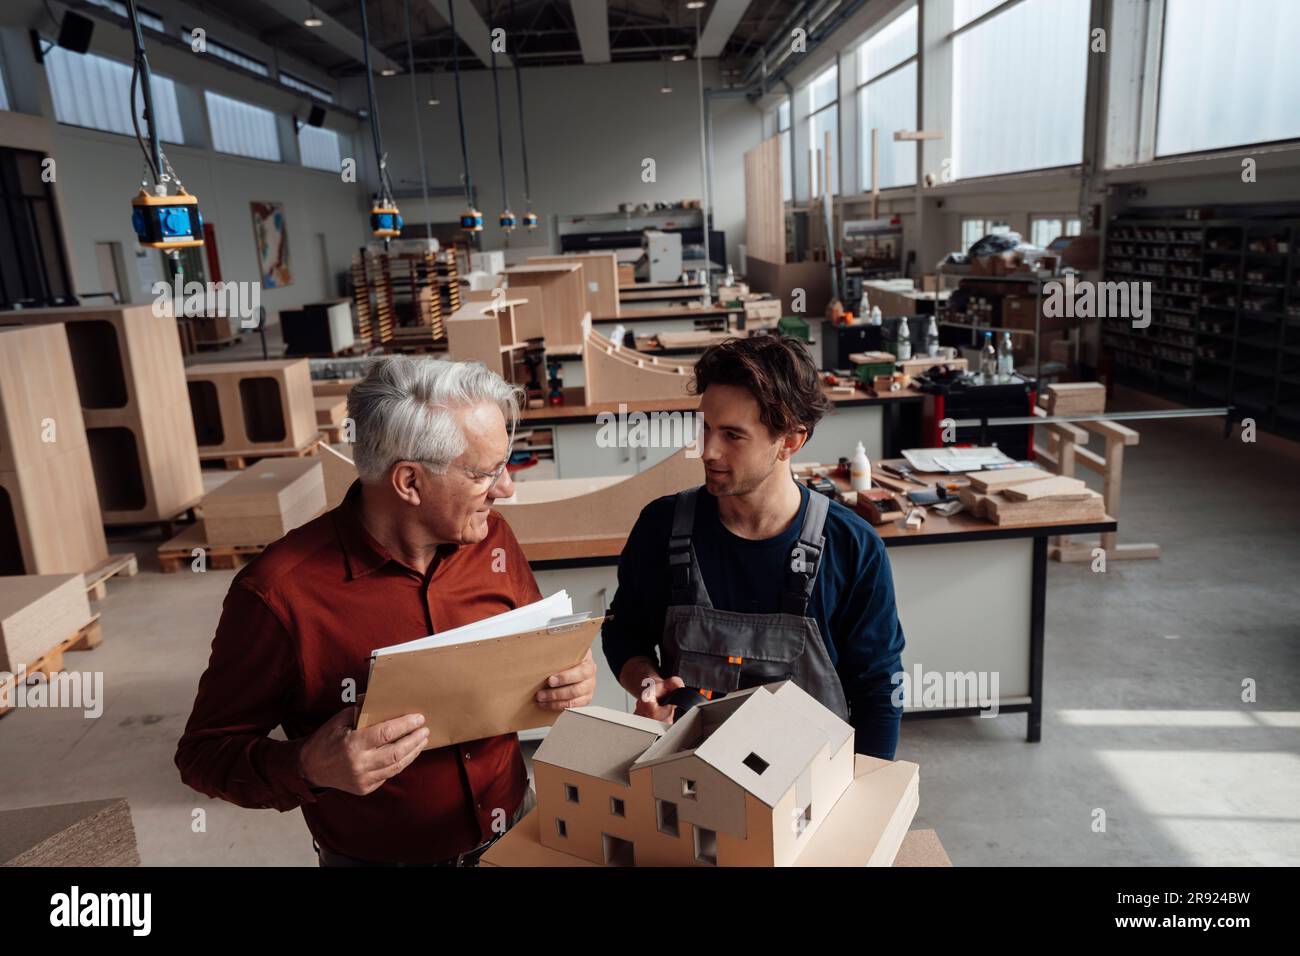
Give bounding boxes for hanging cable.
[402,0,431,236]
[358,0,402,243]
[449,0,482,235]
[511,0,536,231]
[489,0,515,233]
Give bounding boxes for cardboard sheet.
[356,615,603,750]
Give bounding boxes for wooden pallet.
[157,521,266,574]
[198,433,325,470]
[84,553,138,601]
[0,617,102,719]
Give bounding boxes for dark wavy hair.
[690,334,831,440]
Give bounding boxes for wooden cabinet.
[185,359,318,458]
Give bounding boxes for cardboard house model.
[533,681,855,867]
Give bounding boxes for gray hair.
[348,357,521,483]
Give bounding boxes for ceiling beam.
[569,0,611,64]
[422,0,501,69]
[697,0,753,58]
[261,0,401,73]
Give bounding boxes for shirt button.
[464,752,472,760]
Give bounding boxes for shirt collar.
[332,481,461,580]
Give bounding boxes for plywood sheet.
[529,252,619,319]
[0,573,92,672]
[202,458,326,546]
[744,135,785,264]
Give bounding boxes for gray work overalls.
[659,486,851,720]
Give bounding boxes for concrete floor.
[2,389,1297,865]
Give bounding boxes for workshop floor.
[2,389,1296,866]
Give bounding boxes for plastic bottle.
[997,331,1015,379]
[979,331,997,381]
[870,305,883,326]
[925,316,941,357]
[850,441,872,492]
[895,320,912,361]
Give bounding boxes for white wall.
[349,60,764,270]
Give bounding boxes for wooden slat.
[744,134,785,264]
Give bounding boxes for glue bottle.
[851,441,872,492]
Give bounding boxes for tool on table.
[903,507,926,529]
[879,462,926,485]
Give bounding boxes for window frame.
[854,3,919,193]
[804,62,841,197]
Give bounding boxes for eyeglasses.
[417,420,516,492]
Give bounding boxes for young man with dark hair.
[601,334,906,759]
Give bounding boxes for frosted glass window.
[46,48,184,143]
[962,218,1010,252]
[858,6,917,84]
[88,0,165,31]
[206,91,281,162]
[777,99,791,202]
[951,0,1087,179]
[954,0,1007,29]
[281,71,335,103]
[0,53,9,112]
[182,28,270,76]
[858,61,917,190]
[1156,0,1300,156]
[808,64,838,113]
[299,125,342,172]
[778,100,790,131]
[809,104,839,196]
[1031,218,1061,248]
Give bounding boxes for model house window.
[555,818,567,838]
[205,92,282,162]
[281,71,335,103]
[805,64,839,196]
[610,797,625,817]
[681,778,697,799]
[656,800,679,837]
[1156,0,1300,156]
[856,4,918,191]
[961,218,1011,253]
[742,752,769,775]
[694,826,717,865]
[795,803,813,836]
[180,27,270,76]
[950,0,1088,179]
[1030,217,1082,249]
[298,125,343,173]
[564,783,580,803]
[45,48,184,144]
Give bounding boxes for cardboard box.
[0,574,93,673]
[202,458,326,547]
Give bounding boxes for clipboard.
[355,615,604,750]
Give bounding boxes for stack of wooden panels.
[0,574,94,676]
[3,306,204,526]
[186,359,319,459]
[0,798,139,866]
[436,248,461,315]
[959,467,1103,525]
[1043,382,1106,416]
[350,253,376,347]
[202,459,326,547]
[0,325,107,575]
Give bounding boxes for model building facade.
[533,681,855,867]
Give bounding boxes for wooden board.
[502,264,586,346]
[202,458,326,547]
[320,443,356,509]
[1000,475,1090,501]
[0,574,92,674]
[529,252,619,319]
[1,306,204,525]
[313,395,347,427]
[744,134,785,264]
[986,491,1105,526]
[966,466,1054,493]
[1045,381,1106,416]
[582,318,695,405]
[503,284,546,341]
[0,798,139,867]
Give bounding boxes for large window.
[0,147,74,309]
[777,99,792,202]
[45,48,184,143]
[182,27,270,76]
[961,218,1010,253]
[281,71,335,104]
[87,0,165,32]
[1156,0,1300,156]
[1030,216,1082,248]
[856,5,918,191]
[298,125,343,172]
[806,64,839,196]
[205,92,281,162]
[951,0,1088,179]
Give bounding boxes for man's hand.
[297,707,428,796]
[536,648,596,712]
[634,674,686,722]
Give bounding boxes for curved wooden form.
[583,316,696,404]
[494,445,701,545]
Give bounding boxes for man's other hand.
[634,675,685,722]
[536,648,596,711]
[298,707,428,796]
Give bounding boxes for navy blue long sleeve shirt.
[601,481,906,759]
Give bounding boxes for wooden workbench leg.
[1027,537,1047,743]
[1101,437,1124,555]
[1052,435,1078,558]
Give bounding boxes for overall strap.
[668,487,703,606]
[780,489,831,616]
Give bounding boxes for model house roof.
[533,707,666,785]
[631,681,854,807]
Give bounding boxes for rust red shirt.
[175,483,540,863]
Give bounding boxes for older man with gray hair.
[176,357,595,866]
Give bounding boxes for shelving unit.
[1104,214,1300,439]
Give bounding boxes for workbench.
[520,387,924,478]
[618,283,708,304]
[519,468,1115,744]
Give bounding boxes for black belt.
[315,831,501,868]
